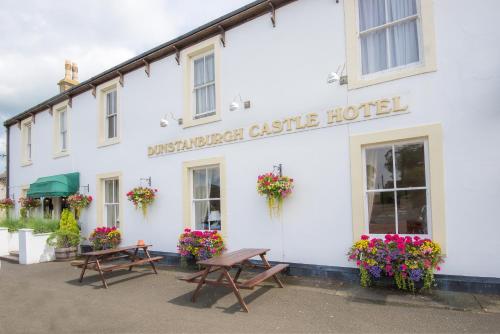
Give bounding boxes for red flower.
[361,235,369,240]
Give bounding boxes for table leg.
[234,266,243,283]
[143,247,158,274]
[79,256,90,283]
[223,268,249,313]
[191,267,210,302]
[95,258,108,289]
[260,254,284,288]
[129,248,139,271]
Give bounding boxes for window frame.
[344,0,437,89]
[349,124,446,251]
[104,178,120,228]
[362,138,431,237]
[96,171,123,228]
[183,157,226,237]
[191,165,222,231]
[182,36,221,128]
[52,100,71,158]
[192,51,217,120]
[20,117,33,166]
[97,78,121,147]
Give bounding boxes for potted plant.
[47,209,82,261]
[348,234,444,292]
[89,226,121,250]
[257,173,294,217]
[126,187,157,217]
[177,228,225,266]
[0,198,15,218]
[67,193,92,220]
[18,197,41,217]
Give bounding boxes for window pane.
[106,91,116,116]
[106,204,115,228]
[194,200,209,230]
[397,190,428,234]
[195,87,207,116]
[208,199,221,231]
[107,115,116,138]
[389,20,419,68]
[395,143,426,188]
[388,0,417,22]
[368,191,396,234]
[113,179,119,203]
[361,29,388,75]
[206,84,215,113]
[207,167,220,199]
[193,169,207,199]
[61,132,67,150]
[105,180,113,203]
[205,54,215,83]
[194,57,205,86]
[359,0,386,31]
[365,146,394,190]
[60,110,66,132]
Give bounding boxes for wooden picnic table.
[78,244,163,289]
[180,248,289,312]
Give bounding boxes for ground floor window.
[104,179,120,228]
[192,166,221,231]
[364,140,429,235]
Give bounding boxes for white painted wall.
[0,228,8,256]
[7,0,500,277]
[8,231,18,253]
[18,229,55,264]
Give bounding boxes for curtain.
[359,0,387,74]
[388,0,419,67]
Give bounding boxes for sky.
[0,0,253,170]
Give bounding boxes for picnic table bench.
[180,248,289,312]
[78,244,163,288]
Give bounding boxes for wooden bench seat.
[99,256,163,272]
[179,266,221,281]
[239,264,289,289]
[71,254,131,267]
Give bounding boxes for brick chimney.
[57,60,79,92]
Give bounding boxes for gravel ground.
[0,261,499,334]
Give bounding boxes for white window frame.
[182,36,221,128]
[20,117,33,166]
[97,78,120,147]
[344,0,437,89]
[104,178,120,228]
[96,171,123,228]
[53,100,70,158]
[191,166,221,231]
[105,89,118,140]
[362,139,431,237]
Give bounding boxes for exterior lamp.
[160,113,182,127]
[327,71,340,84]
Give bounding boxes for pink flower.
[361,235,369,240]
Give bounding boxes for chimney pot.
[72,63,79,81]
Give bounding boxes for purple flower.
[409,269,423,282]
[368,266,382,278]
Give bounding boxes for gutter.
[4,0,296,127]
[5,125,9,199]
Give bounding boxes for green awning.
[27,172,80,198]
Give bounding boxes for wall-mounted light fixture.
[160,113,182,127]
[229,94,251,112]
[327,63,347,85]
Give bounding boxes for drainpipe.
[5,125,9,199]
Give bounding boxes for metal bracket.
[339,75,348,85]
[117,71,124,87]
[268,1,276,27]
[140,177,152,187]
[218,25,226,47]
[143,59,151,77]
[17,121,21,129]
[47,105,53,116]
[80,184,90,193]
[29,113,36,124]
[273,163,283,177]
[173,46,180,65]
[67,95,72,108]
[90,84,97,98]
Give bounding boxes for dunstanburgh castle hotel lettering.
[148,96,408,157]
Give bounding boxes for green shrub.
[0,218,59,233]
[47,209,82,248]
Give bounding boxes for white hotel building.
[5,0,500,289]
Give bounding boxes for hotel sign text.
[148,96,408,157]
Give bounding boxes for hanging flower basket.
[126,187,157,217]
[67,193,92,219]
[18,197,41,209]
[348,234,444,292]
[257,173,294,217]
[0,198,14,218]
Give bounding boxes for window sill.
[21,161,33,167]
[53,151,70,159]
[98,137,121,148]
[347,63,437,90]
[182,113,221,129]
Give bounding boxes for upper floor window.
[106,90,118,139]
[21,118,32,165]
[344,0,436,89]
[364,140,429,235]
[59,108,68,150]
[97,78,120,147]
[359,0,420,75]
[193,52,216,119]
[182,36,221,128]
